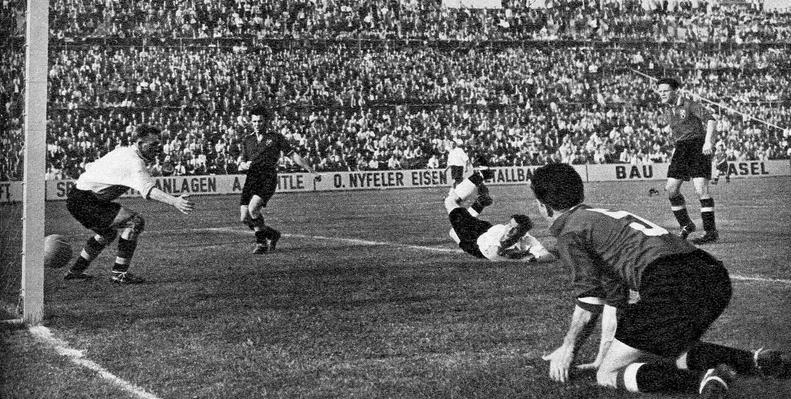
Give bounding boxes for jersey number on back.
[588,208,669,237]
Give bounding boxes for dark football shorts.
[668,139,713,181]
[66,188,122,234]
[450,165,465,185]
[240,171,278,206]
[615,249,731,358]
[449,208,492,258]
[716,160,729,173]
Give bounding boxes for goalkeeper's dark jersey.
[549,204,697,305]
[240,131,292,174]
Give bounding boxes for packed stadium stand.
[1,0,790,180]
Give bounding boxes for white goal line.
[28,325,162,399]
[167,227,791,286]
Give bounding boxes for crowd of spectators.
[1,0,790,181]
[42,0,791,43]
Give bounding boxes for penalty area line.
[177,227,791,285]
[28,325,162,399]
[194,226,461,254]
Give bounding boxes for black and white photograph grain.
[1,0,790,398]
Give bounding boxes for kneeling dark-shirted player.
[238,105,318,254]
[444,173,554,262]
[534,163,789,397]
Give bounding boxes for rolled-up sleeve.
[557,232,603,299]
[128,163,156,199]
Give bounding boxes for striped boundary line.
[27,325,161,399]
[194,227,791,285]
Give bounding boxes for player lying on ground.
[65,125,195,284]
[533,163,789,398]
[444,173,555,262]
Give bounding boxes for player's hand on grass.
[542,345,575,383]
[174,194,195,214]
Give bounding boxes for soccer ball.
[44,234,73,269]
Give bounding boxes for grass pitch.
[2,177,790,398]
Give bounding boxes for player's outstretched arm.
[576,304,616,370]
[703,119,716,155]
[291,152,317,175]
[542,304,600,383]
[149,188,195,214]
[237,146,250,171]
[525,233,557,263]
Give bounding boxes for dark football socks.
[70,257,90,273]
[71,236,107,272]
[618,362,701,393]
[112,238,138,272]
[255,230,269,244]
[468,173,484,186]
[700,198,716,232]
[686,342,754,375]
[670,194,693,227]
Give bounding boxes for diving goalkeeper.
[444,173,555,262]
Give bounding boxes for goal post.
[20,0,49,325]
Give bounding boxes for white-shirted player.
[445,138,471,187]
[64,125,194,284]
[444,173,555,262]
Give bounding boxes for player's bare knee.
[695,186,710,199]
[95,230,117,245]
[122,214,145,241]
[239,205,250,223]
[444,194,460,213]
[675,352,689,369]
[248,207,262,220]
[596,368,618,388]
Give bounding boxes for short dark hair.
[249,104,274,120]
[530,163,584,211]
[511,214,533,230]
[656,78,680,90]
[134,125,161,141]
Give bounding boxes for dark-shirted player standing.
[534,163,789,397]
[238,105,317,254]
[656,78,719,244]
[711,142,731,185]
